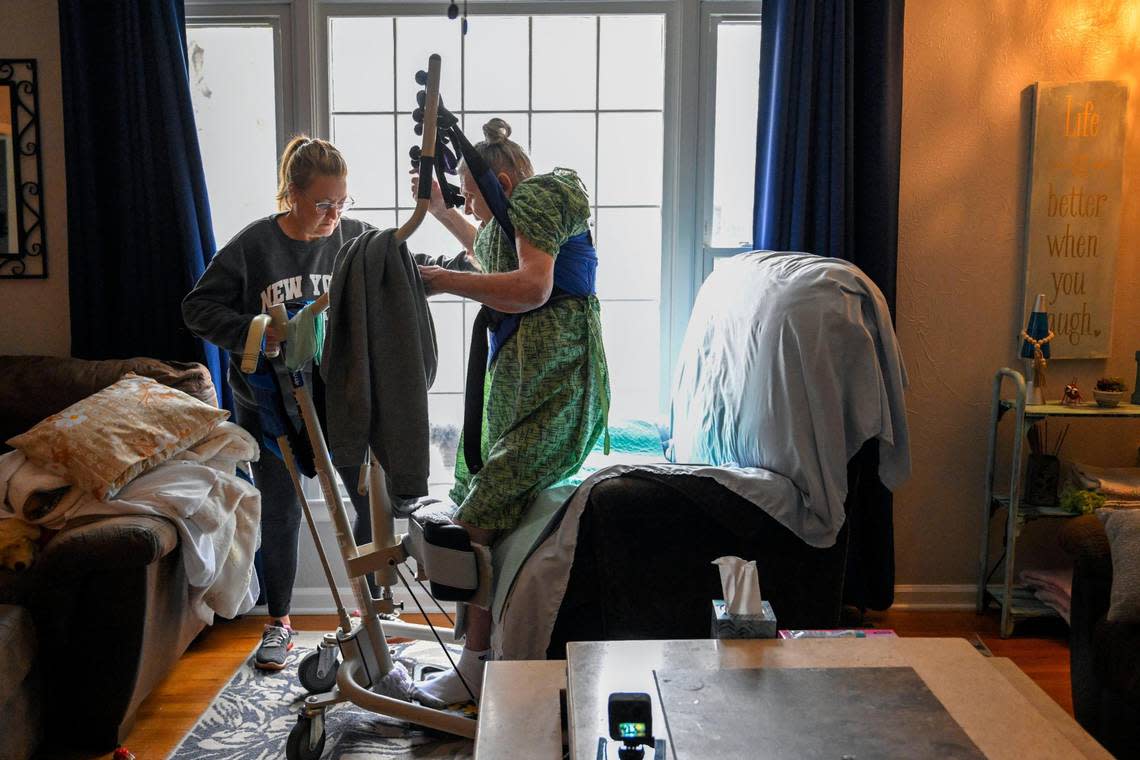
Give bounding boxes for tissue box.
[711,599,777,639]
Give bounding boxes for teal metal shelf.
[979,369,1139,638]
[1000,400,1140,419]
[991,495,1080,520]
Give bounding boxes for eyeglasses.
[307,195,355,214]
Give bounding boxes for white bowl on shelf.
[1092,389,1125,407]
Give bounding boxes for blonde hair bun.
[467,117,533,185]
[482,118,512,144]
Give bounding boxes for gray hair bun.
[482,118,512,144]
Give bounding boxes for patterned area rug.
[169,632,474,759]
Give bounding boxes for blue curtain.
[753,0,903,315]
[60,0,230,409]
[752,0,905,612]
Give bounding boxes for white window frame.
[316,0,685,413]
[696,2,762,280]
[186,0,762,411]
[185,2,298,162]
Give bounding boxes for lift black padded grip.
[417,155,435,199]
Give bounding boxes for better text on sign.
[1024,81,1127,358]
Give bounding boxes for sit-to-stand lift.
[241,55,487,760]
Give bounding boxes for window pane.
[428,393,463,492]
[396,17,461,112]
[462,113,530,154]
[462,300,481,353]
[463,300,480,359]
[347,209,395,231]
[402,210,466,261]
[710,21,762,248]
[325,10,669,426]
[429,301,464,394]
[595,207,661,300]
[532,16,596,110]
[330,18,394,112]
[464,16,528,111]
[598,112,662,205]
[188,25,278,247]
[531,113,596,197]
[429,394,464,433]
[600,300,660,419]
[332,114,396,207]
[599,15,665,110]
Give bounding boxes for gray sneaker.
[255,622,294,671]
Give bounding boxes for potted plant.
[1093,376,1128,407]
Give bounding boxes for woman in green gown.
[412,118,609,705]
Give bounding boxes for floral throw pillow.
[6,373,229,500]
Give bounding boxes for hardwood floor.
[865,608,1073,714]
[48,609,1072,760]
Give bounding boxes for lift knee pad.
[406,504,493,608]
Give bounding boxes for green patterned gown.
[450,168,610,531]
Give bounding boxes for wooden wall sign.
[1023,81,1128,358]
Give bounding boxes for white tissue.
[712,556,763,615]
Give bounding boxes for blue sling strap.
[488,232,598,361]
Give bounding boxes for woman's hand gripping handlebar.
[238,304,290,374]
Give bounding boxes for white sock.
[414,647,490,705]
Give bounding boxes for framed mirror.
[0,59,46,278]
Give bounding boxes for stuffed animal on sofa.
[0,518,42,571]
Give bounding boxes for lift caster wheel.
[286,713,326,760]
[298,648,339,694]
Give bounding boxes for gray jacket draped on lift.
[322,228,439,498]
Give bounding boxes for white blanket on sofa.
[670,252,910,547]
[0,422,261,623]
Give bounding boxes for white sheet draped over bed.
[670,251,910,548]
[496,252,910,659]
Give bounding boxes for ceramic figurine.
[1061,379,1083,406]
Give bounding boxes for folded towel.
[1020,567,1073,599]
[1071,463,1140,502]
[1033,587,1071,624]
[0,451,85,528]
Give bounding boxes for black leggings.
[234,404,374,619]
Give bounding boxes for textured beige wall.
[896,0,1140,585]
[0,0,69,356]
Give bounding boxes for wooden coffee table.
[474,638,1110,760]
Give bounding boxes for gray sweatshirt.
[182,214,471,412]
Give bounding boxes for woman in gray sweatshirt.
[183,136,371,670]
